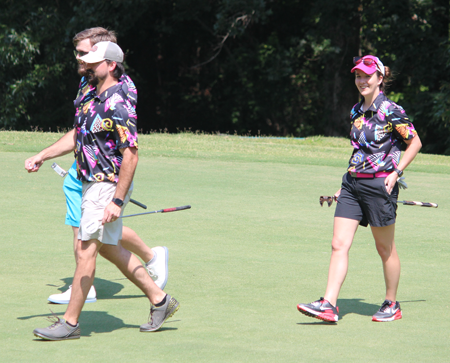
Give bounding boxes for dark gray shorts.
[335,173,398,227]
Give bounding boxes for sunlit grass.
[2,130,449,362]
[2,130,449,173]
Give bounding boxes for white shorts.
[78,181,133,245]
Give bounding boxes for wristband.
[112,198,124,207]
[394,168,403,177]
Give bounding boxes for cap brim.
[351,63,377,75]
[79,53,105,64]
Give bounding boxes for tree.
[0,0,79,130]
[360,0,450,153]
[1,0,449,153]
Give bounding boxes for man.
[26,41,179,340]
[47,27,169,305]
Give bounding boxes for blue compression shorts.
[63,163,82,227]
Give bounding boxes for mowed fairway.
[1,131,449,362]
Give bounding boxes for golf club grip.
[401,201,438,208]
[130,199,147,209]
[51,163,68,177]
[161,205,191,213]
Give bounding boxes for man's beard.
[86,69,99,86]
[77,63,88,77]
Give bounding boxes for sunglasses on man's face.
[353,57,376,66]
[73,50,89,58]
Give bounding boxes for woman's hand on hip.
[384,173,398,195]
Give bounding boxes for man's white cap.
[79,41,124,64]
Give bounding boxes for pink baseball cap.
[351,55,385,76]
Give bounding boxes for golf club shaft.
[120,205,191,219]
[52,163,148,210]
[398,200,438,208]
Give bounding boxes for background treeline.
[1,0,450,153]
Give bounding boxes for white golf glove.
[397,176,407,189]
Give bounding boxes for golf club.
[51,162,68,177]
[319,195,438,208]
[120,205,191,219]
[129,199,147,209]
[51,162,148,209]
[398,200,438,208]
[319,196,337,207]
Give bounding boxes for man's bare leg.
[48,224,167,304]
[99,242,165,305]
[63,238,101,325]
[120,226,154,263]
[120,226,169,290]
[72,226,79,262]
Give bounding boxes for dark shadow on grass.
[23,277,180,338]
[337,298,381,319]
[296,298,377,324]
[20,311,179,338]
[146,327,179,333]
[20,311,138,337]
[339,298,427,319]
[297,321,337,326]
[46,277,146,301]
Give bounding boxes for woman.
[297,55,422,323]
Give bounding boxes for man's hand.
[102,202,122,225]
[101,148,138,225]
[24,129,77,173]
[25,155,44,173]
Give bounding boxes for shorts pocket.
[378,178,391,198]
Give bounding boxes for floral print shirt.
[73,75,138,183]
[348,92,417,174]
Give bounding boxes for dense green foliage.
[1,0,449,152]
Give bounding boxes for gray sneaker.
[33,316,80,340]
[140,295,179,332]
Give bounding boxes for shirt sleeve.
[119,74,138,108]
[386,102,417,142]
[113,98,138,150]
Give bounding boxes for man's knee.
[75,239,100,262]
[99,243,122,260]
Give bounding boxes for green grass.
[1,131,449,362]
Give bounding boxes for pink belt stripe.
[349,171,392,178]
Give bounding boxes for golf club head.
[319,196,336,207]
